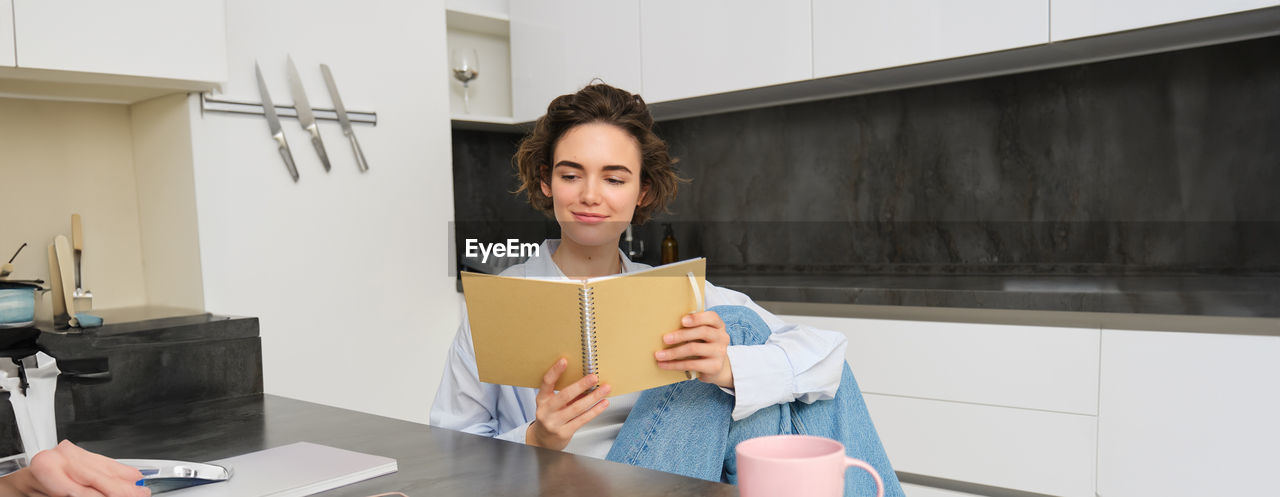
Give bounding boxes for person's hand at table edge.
[0,440,150,497]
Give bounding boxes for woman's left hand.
[655,310,734,389]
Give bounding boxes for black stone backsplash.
[452,36,1280,276]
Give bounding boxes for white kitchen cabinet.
[509,0,642,123]
[782,314,1100,415]
[1051,0,1280,41]
[1097,330,1280,497]
[0,0,13,67]
[867,393,1097,497]
[639,0,811,103]
[812,0,1048,78]
[12,0,225,83]
[899,483,985,497]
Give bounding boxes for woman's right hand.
[526,358,612,451]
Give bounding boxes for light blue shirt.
[430,239,848,453]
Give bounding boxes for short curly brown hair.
[513,83,684,225]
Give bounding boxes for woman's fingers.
[681,311,723,329]
[657,357,721,374]
[529,356,615,450]
[58,442,148,497]
[537,358,569,398]
[562,395,611,432]
[655,340,721,362]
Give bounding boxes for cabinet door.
[867,394,1097,497]
[640,0,811,103]
[509,0,642,123]
[812,0,1048,78]
[782,315,1100,415]
[1052,0,1280,41]
[1098,330,1280,497]
[0,0,13,67]
[13,0,226,83]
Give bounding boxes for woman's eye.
[560,174,578,181]
[606,178,626,185]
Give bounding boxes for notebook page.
[589,258,706,395]
[462,272,586,390]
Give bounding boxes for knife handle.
[71,214,83,251]
[272,132,300,182]
[349,133,369,172]
[309,127,331,172]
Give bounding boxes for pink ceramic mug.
[736,435,884,497]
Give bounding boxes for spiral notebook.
[461,258,706,395]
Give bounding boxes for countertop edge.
[757,301,1280,336]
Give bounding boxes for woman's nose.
[580,180,601,205]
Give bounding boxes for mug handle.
[844,457,885,497]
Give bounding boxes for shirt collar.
[528,239,637,279]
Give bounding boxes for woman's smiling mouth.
[572,212,609,224]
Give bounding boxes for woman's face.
[541,122,648,250]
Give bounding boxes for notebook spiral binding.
[579,286,599,376]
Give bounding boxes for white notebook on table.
[168,442,398,497]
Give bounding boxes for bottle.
[661,223,678,264]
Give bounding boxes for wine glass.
[451,48,479,113]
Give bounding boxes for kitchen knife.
[70,214,91,299]
[320,63,369,172]
[254,62,300,182]
[286,55,332,172]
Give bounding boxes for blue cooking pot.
[0,282,41,328]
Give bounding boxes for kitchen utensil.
[255,62,300,182]
[70,214,92,301]
[320,63,369,172]
[45,244,68,328]
[0,281,40,328]
[1,243,25,278]
[53,236,78,327]
[286,55,331,172]
[118,459,232,493]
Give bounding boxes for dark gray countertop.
[709,272,1280,318]
[68,394,737,497]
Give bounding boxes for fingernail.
[559,358,567,367]
[682,316,692,326]
[655,351,666,360]
[663,334,674,344]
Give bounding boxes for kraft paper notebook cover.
[462,257,706,395]
[167,442,397,497]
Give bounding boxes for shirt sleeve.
[705,282,849,421]
[429,307,536,438]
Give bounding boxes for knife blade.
[320,63,370,172]
[286,55,331,172]
[255,62,300,182]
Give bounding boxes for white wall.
[0,98,150,311]
[131,93,205,311]
[188,0,458,423]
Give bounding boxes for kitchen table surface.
[65,394,738,497]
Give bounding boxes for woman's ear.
[540,165,552,197]
[638,183,651,207]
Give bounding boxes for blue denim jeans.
[605,305,905,497]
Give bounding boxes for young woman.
[431,84,901,495]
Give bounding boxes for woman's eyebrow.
[553,160,585,170]
[553,161,635,174]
